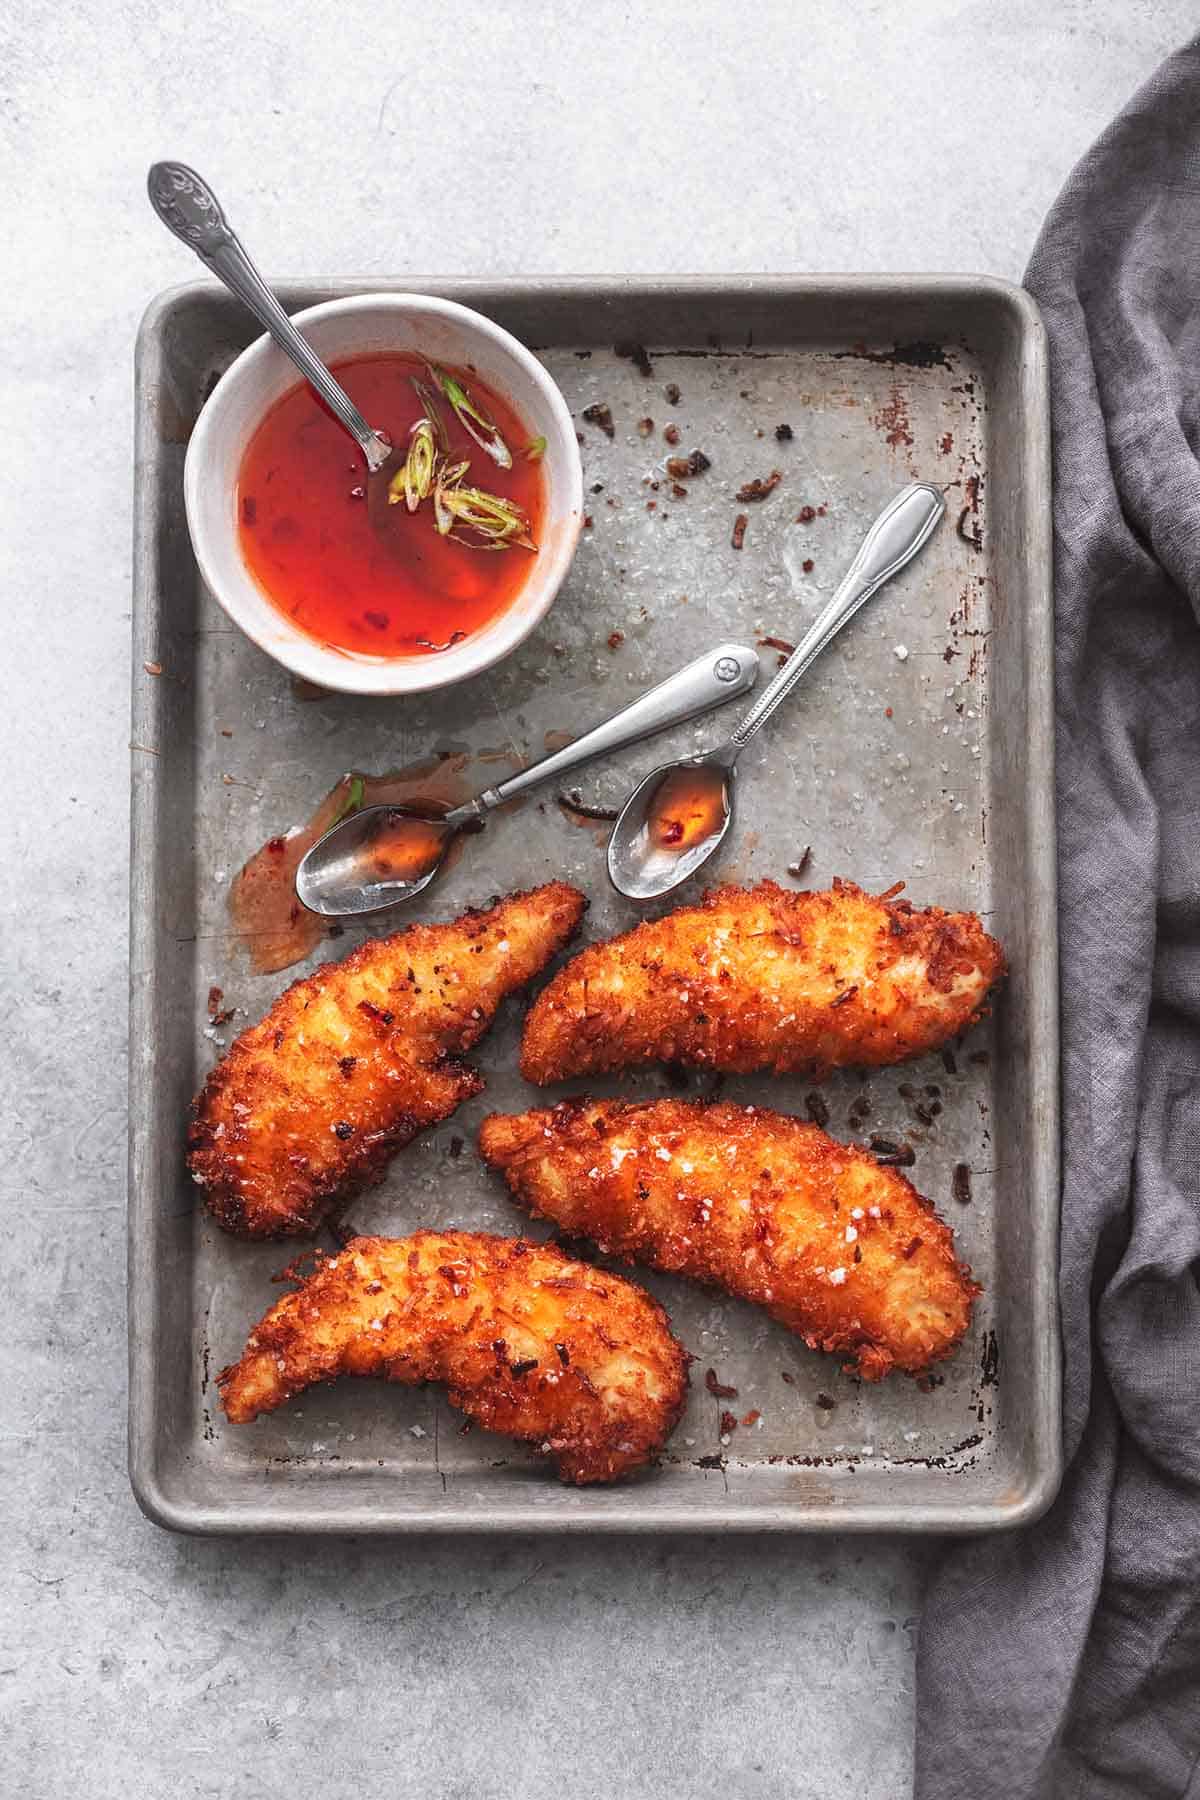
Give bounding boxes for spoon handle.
[147,162,390,472]
[729,482,946,751]
[457,643,760,818]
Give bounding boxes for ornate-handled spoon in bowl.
[147,161,400,511]
[606,482,946,901]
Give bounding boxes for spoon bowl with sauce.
[611,749,739,899]
[296,643,761,916]
[607,483,947,902]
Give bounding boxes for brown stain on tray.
[834,340,953,371]
[871,383,914,450]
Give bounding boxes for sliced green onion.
[330,774,366,827]
[405,419,437,512]
[429,364,513,469]
[387,417,439,511]
[523,435,547,462]
[432,459,470,536]
[436,484,536,551]
[410,378,449,451]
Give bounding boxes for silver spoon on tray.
[606,482,946,902]
[295,642,760,917]
[147,161,402,518]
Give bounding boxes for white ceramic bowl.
[183,294,584,695]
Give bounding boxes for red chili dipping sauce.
[236,354,545,659]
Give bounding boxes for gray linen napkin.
[915,40,1200,1800]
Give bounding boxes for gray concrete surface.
[1,3,1189,1794]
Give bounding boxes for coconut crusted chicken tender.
[190,882,585,1238]
[519,878,1004,1084]
[480,1098,979,1380]
[218,1231,689,1484]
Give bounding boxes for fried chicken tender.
[218,1230,688,1483]
[190,883,586,1238]
[519,878,1003,1084]
[480,1098,979,1380]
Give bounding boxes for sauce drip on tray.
[231,756,479,974]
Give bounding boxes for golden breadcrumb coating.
[190,883,586,1238]
[218,1230,688,1483]
[480,1098,979,1380]
[519,878,1003,1084]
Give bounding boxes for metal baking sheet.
[130,276,1059,1533]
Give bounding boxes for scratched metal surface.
[130,277,1059,1531]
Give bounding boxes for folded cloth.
[916,41,1200,1800]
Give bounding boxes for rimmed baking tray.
[130,275,1059,1532]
